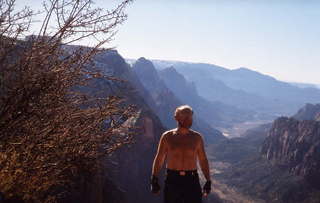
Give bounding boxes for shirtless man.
[150,105,211,203]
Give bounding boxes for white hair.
[174,105,193,117]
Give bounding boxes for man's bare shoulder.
[189,129,203,139]
[161,129,176,139]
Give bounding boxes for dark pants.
[164,169,202,203]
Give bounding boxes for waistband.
[166,168,198,176]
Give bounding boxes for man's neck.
[176,127,190,135]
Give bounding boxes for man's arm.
[152,132,168,177]
[197,135,211,181]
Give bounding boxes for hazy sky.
[19,0,320,84]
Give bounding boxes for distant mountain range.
[126,58,320,136]
[290,82,320,89]
[147,59,320,118]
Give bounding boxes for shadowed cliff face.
[132,57,182,129]
[261,117,320,188]
[68,50,168,203]
[132,57,225,143]
[104,110,166,203]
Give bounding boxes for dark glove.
[0,192,4,203]
[150,175,161,194]
[203,180,211,195]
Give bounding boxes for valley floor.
[198,159,266,203]
[217,120,271,138]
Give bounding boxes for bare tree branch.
[0,0,136,202]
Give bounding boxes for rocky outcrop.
[293,103,320,121]
[132,57,181,128]
[214,117,320,203]
[132,57,167,95]
[261,103,320,186]
[261,117,320,188]
[158,66,199,103]
[213,104,320,202]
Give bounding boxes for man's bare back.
[152,128,210,181]
[166,129,199,170]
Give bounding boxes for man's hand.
[202,180,211,197]
[151,175,161,194]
